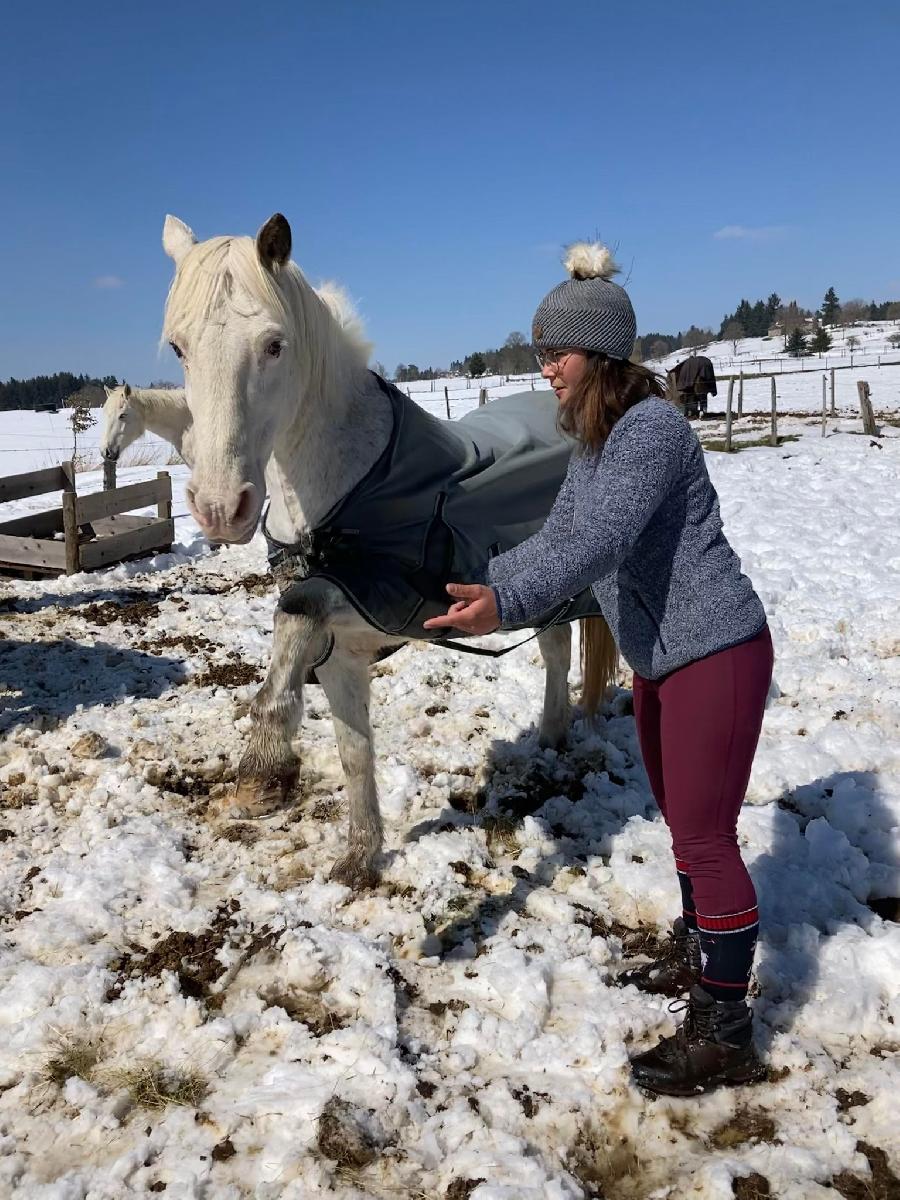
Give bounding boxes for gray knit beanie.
[532,243,636,360]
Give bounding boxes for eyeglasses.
[535,347,575,369]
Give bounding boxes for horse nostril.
[230,484,259,527]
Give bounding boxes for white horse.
[161,213,615,888]
[100,383,193,466]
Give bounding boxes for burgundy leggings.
[632,626,773,920]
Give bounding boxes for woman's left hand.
[422,583,500,635]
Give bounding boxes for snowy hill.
[647,319,900,378]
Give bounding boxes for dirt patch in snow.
[137,632,216,656]
[106,897,277,1008]
[193,660,261,688]
[79,598,164,626]
[732,1175,771,1199]
[709,1109,777,1150]
[830,1141,900,1199]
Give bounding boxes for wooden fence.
[0,463,174,577]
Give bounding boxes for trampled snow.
[0,370,898,1197]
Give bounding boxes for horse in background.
[161,212,617,889]
[100,384,192,466]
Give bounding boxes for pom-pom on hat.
[532,242,636,360]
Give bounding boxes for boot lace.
[664,995,717,1058]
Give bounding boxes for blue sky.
[1,0,898,384]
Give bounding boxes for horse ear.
[123,383,131,398]
[256,214,292,272]
[163,215,197,264]
[104,385,112,397]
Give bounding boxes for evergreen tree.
[808,325,832,353]
[786,328,808,357]
[821,287,840,325]
[765,293,782,323]
[466,352,487,377]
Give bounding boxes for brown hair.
[557,353,667,453]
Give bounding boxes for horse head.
[100,383,143,462]
[162,213,368,544]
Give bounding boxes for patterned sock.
[676,859,698,931]
[696,905,759,1002]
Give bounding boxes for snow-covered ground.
[0,378,898,1198]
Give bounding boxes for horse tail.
[579,617,618,716]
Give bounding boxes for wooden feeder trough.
[0,462,174,578]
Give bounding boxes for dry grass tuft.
[317,1097,378,1169]
[703,434,800,453]
[120,441,172,468]
[568,1120,646,1198]
[710,1109,776,1150]
[115,1059,207,1109]
[480,812,520,855]
[42,1035,104,1087]
[732,1173,771,1198]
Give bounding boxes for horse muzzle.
[186,481,263,544]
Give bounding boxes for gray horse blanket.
[269,373,601,639]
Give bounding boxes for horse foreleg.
[228,607,329,818]
[315,647,382,889]
[537,622,572,748]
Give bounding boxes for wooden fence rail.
[0,462,174,577]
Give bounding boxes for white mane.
[315,281,372,361]
[162,236,371,389]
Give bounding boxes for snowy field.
[0,373,899,1198]
[646,319,900,377]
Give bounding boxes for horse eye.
[169,341,184,360]
[266,339,283,359]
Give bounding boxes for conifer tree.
[809,325,832,353]
[786,328,808,357]
[821,287,840,325]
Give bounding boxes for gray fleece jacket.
[487,397,766,680]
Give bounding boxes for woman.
[424,244,773,1097]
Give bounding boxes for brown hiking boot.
[630,985,766,1097]
[618,917,701,997]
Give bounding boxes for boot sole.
[632,1060,767,1097]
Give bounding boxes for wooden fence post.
[737,370,743,418]
[830,367,836,416]
[444,386,451,419]
[103,459,117,490]
[724,378,734,452]
[858,381,878,435]
[156,471,172,520]
[821,375,827,437]
[61,491,80,575]
[769,377,778,447]
[478,387,487,407]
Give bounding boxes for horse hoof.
[330,854,379,890]
[220,773,295,820]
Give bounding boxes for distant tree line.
[635,287,900,363]
[0,372,119,412]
